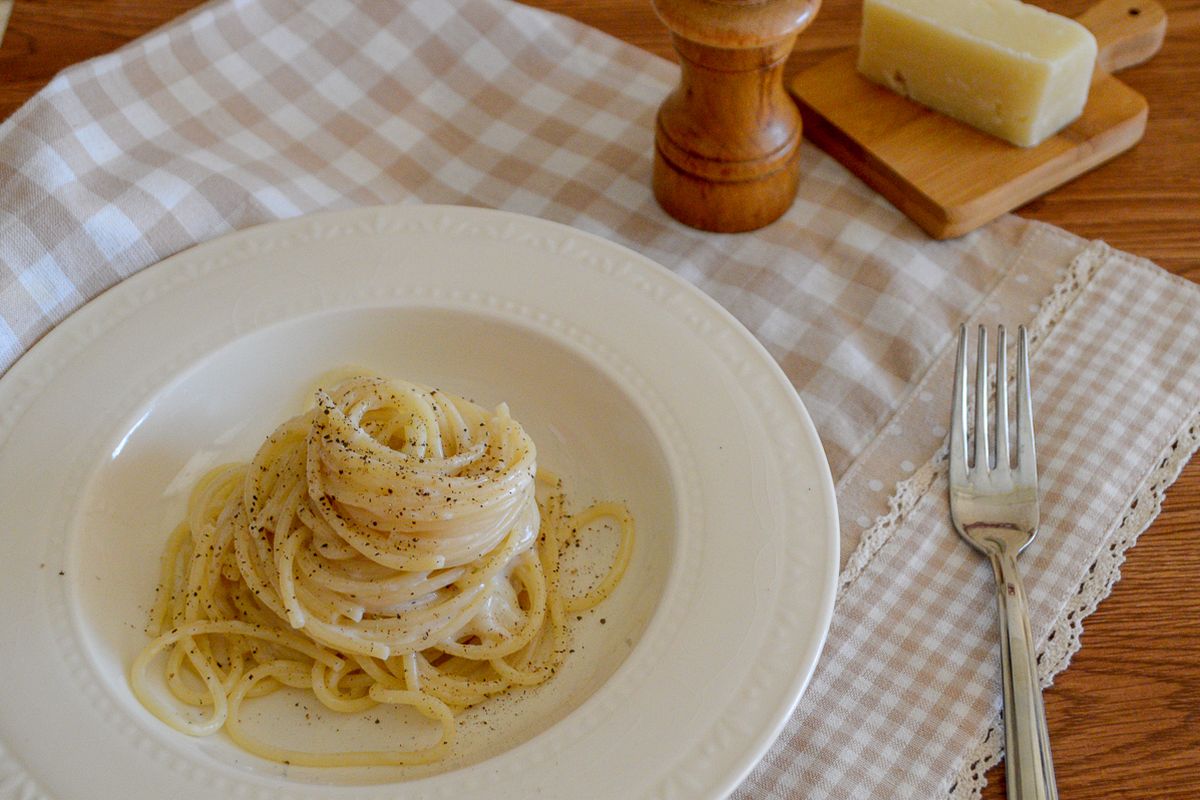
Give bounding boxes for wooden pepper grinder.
[652,0,820,232]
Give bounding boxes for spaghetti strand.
[131,373,633,766]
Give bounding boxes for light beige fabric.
[1,1,1197,797]
[0,2,12,49]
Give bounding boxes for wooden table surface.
[1,1,1196,797]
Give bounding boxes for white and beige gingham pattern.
[739,238,1200,798]
[1,1,1197,798]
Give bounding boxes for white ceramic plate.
[0,205,837,800]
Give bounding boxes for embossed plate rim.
[0,205,838,800]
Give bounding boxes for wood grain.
[0,2,1196,798]
[651,0,818,232]
[789,0,1166,239]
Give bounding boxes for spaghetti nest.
[130,374,633,766]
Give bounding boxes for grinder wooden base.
[653,127,802,234]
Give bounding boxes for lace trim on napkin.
[828,237,1200,799]
[840,236,1107,594]
[946,404,1200,799]
[939,241,1200,798]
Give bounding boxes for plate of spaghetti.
[0,205,838,799]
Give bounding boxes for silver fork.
[950,324,1057,800]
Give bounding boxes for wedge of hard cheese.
[857,0,1099,147]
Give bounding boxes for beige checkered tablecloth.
[2,1,1198,798]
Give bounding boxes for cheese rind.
[857,0,1098,147]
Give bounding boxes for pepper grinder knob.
[652,0,820,232]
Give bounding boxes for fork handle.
[989,551,1058,800]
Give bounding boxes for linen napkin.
[1,1,1198,797]
[0,2,12,48]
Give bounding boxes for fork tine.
[948,322,1053,797]
[950,324,969,483]
[974,325,990,471]
[994,326,1010,471]
[1015,325,1037,483]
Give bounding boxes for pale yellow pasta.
[130,373,634,766]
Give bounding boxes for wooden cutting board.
[788,0,1167,239]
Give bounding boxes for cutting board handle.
[1077,0,1167,73]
